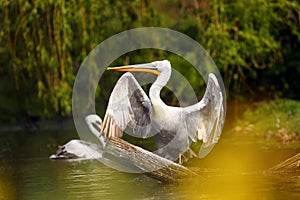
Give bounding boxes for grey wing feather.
[101,72,152,138]
[183,73,225,158]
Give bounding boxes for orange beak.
[106,63,160,76]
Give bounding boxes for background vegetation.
[0,0,299,121]
[234,99,300,143]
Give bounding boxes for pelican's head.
[106,60,171,76]
[151,60,171,73]
[85,114,102,137]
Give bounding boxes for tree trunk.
[267,153,300,173]
[103,137,197,182]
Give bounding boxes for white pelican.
[49,139,102,160]
[89,60,224,163]
[50,115,104,160]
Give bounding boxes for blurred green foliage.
[0,0,299,120]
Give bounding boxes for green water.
[0,121,299,200]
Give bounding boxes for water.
[0,121,299,200]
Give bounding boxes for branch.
[267,153,300,173]
[103,137,197,182]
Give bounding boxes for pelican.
[49,115,104,161]
[90,60,224,163]
[49,139,102,160]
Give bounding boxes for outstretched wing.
[101,72,152,138]
[183,73,225,158]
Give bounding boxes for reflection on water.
[0,123,299,200]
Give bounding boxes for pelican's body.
[49,139,102,160]
[90,60,224,162]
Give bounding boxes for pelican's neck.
[149,68,171,106]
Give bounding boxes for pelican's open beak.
[106,63,160,76]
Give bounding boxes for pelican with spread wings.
[87,60,225,163]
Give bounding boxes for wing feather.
[183,73,225,158]
[101,72,152,138]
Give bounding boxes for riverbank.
[233,99,300,144]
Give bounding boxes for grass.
[234,99,300,143]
